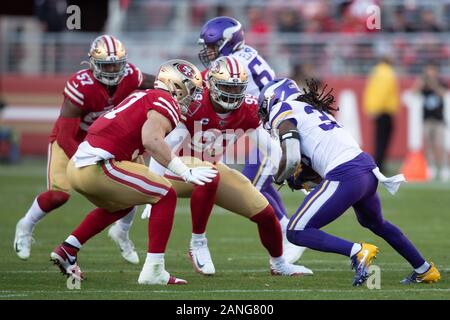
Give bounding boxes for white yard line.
[2,267,450,273]
[0,289,449,295]
[0,294,29,298]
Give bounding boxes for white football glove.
[168,157,218,186]
[180,166,218,186]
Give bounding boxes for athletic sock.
[350,243,362,257]
[415,261,431,274]
[148,188,177,253]
[117,207,136,232]
[23,191,70,229]
[250,205,283,258]
[190,174,220,234]
[71,207,132,245]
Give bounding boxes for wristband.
[280,130,300,143]
[167,157,189,176]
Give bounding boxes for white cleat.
[270,259,314,276]
[188,238,215,275]
[108,223,139,264]
[283,232,307,264]
[138,262,187,285]
[14,218,34,260]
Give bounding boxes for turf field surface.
[0,159,449,300]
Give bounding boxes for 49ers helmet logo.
[177,63,195,79]
[209,60,220,73]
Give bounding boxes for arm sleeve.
[283,137,302,179]
[55,116,81,158]
[247,125,282,173]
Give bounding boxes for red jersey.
[181,87,260,160]
[201,69,208,80]
[86,89,181,162]
[49,63,143,143]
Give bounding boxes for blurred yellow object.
[363,62,400,116]
[293,163,303,179]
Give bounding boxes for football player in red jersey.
[14,35,156,263]
[49,59,218,285]
[145,56,313,277]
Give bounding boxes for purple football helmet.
[258,78,301,123]
[198,16,245,67]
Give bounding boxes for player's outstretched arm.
[274,119,301,184]
[148,123,189,176]
[55,99,83,158]
[142,110,176,168]
[142,110,217,185]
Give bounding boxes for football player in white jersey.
[197,16,306,263]
[258,78,441,286]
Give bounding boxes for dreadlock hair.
[296,79,339,115]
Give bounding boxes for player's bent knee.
[286,228,307,246]
[357,216,384,231]
[163,187,177,202]
[209,171,221,190]
[37,190,70,212]
[51,190,70,205]
[286,229,297,244]
[367,219,401,237]
[216,164,268,217]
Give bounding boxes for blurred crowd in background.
[1,0,449,76]
[127,0,450,33]
[0,0,449,180]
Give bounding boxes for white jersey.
[231,45,275,96]
[268,100,362,177]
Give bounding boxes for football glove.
[287,163,322,192]
[168,157,218,186]
[180,166,218,186]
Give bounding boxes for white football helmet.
[207,56,248,111]
[88,35,127,86]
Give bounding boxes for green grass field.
[0,159,449,300]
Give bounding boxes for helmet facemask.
[90,57,127,86]
[210,77,248,111]
[258,95,272,123]
[88,35,128,86]
[198,40,221,68]
[177,80,203,115]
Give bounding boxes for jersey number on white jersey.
[304,105,341,131]
[248,56,273,90]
